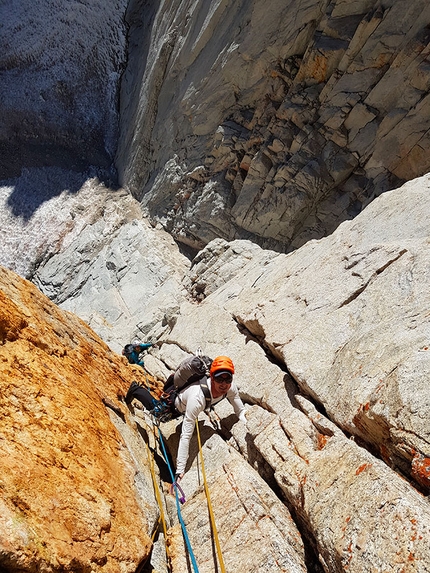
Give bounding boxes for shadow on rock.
[4,165,119,220]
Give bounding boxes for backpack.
[123,344,134,356]
[154,355,213,422]
[172,355,212,390]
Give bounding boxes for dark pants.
[128,385,159,410]
[126,381,179,422]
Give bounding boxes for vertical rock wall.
[0,266,157,572]
[117,0,430,252]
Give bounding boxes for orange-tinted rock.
[411,454,430,489]
[0,265,156,572]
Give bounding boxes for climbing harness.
[138,372,177,423]
[151,399,175,423]
[195,421,227,573]
[147,383,212,423]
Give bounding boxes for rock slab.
[0,265,155,572]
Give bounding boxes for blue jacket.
[123,343,152,367]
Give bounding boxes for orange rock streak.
[0,266,153,572]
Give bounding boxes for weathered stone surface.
[247,400,430,573]
[117,0,430,253]
[34,209,190,353]
[0,265,156,572]
[131,174,430,572]
[151,412,308,573]
[183,237,276,300]
[2,222,310,572]
[233,176,430,490]
[0,170,138,280]
[0,169,190,353]
[2,0,430,256]
[3,166,428,572]
[155,175,430,494]
[2,2,430,570]
[0,0,127,177]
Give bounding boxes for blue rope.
[157,427,200,573]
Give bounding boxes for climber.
[124,355,247,483]
[122,341,152,368]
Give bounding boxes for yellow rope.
[195,421,227,573]
[145,440,171,569]
[151,516,162,542]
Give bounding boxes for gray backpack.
[159,355,213,420]
[173,355,212,389]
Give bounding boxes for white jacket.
[174,376,245,475]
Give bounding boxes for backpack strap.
[159,375,212,420]
[199,379,212,412]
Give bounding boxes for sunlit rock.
[0,265,155,572]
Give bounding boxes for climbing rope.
[144,440,171,570]
[157,426,201,573]
[195,421,227,573]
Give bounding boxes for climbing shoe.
[125,381,140,405]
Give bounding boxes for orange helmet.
[210,356,235,376]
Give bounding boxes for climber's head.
[210,356,234,384]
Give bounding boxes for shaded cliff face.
[0,266,158,572]
[2,0,429,253]
[117,0,430,252]
[0,0,127,178]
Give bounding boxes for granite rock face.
[247,400,430,573]
[117,0,430,252]
[2,0,430,253]
[2,175,430,572]
[141,174,430,571]
[153,174,430,495]
[0,264,309,573]
[1,1,430,571]
[0,170,136,280]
